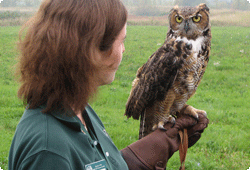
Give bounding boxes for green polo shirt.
[8,105,129,170]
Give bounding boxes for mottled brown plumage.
[125,4,211,139]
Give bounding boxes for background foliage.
[1,0,250,10]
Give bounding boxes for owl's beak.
[184,21,190,33]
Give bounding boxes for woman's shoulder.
[10,106,98,169]
[13,107,91,159]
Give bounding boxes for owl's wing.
[125,40,182,120]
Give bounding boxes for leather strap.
[178,128,188,170]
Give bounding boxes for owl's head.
[168,3,210,40]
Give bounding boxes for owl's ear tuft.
[198,3,209,13]
[173,5,179,10]
[169,6,179,24]
[170,5,179,14]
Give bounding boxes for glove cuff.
[127,128,179,169]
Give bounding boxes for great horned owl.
[125,3,211,139]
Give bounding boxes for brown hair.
[17,0,127,114]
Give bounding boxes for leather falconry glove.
[122,113,209,170]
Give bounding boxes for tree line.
[1,0,249,11]
[122,0,250,10]
[0,0,41,7]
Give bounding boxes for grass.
[0,25,250,169]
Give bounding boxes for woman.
[9,0,209,169]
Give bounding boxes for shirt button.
[105,152,109,157]
[94,141,98,146]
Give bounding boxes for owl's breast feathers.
[125,35,211,120]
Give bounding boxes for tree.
[0,0,16,7]
[0,0,42,7]
[174,0,208,7]
[232,0,250,10]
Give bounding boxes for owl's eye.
[175,16,183,23]
[193,16,201,22]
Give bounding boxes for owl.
[125,3,211,139]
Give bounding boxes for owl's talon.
[152,124,166,131]
[170,117,176,124]
[180,105,207,121]
[159,126,167,131]
[194,109,207,119]
[202,111,207,117]
[187,112,199,121]
[193,113,199,120]
[157,121,165,129]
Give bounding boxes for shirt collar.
[39,105,82,132]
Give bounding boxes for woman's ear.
[89,49,103,68]
[90,47,113,69]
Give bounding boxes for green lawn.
[0,26,250,170]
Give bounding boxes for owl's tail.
[138,107,156,139]
[139,111,146,139]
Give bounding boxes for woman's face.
[95,24,127,86]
